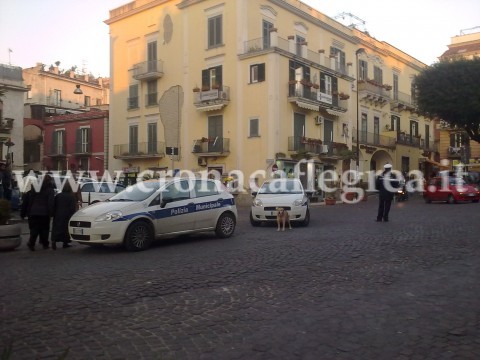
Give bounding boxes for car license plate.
[73,228,83,235]
[468,193,474,196]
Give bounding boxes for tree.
[415,58,480,143]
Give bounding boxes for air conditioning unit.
[314,116,324,125]
[197,157,207,167]
[319,145,329,154]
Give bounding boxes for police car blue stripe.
[113,198,234,222]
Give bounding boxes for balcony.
[288,82,347,114]
[288,136,324,155]
[74,142,91,156]
[241,36,351,78]
[353,131,396,149]
[46,145,67,158]
[318,142,353,160]
[132,60,164,81]
[396,133,422,148]
[447,145,469,159]
[0,118,14,132]
[113,141,166,160]
[358,80,391,106]
[192,137,230,157]
[390,90,417,112]
[193,86,230,112]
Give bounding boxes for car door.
[154,179,196,235]
[192,179,225,230]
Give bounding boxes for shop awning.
[326,108,346,117]
[295,101,319,111]
[195,103,225,112]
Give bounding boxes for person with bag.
[51,181,77,249]
[21,174,55,251]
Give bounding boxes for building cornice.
[105,0,171,25]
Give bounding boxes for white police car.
[68,178,237,251]
[250,178,310,227]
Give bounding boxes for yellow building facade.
[106,0,434,190]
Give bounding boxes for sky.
[1,0,479,77]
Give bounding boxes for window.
[163,180,191,202]
[320,73,333,95]
[330,47,346,73]
[425,124,430,149]
[250,63,265,83]
[374,116,380,145]
[129,125,138,154]
[76,128,90,153]
[393,74,399,100]
[262,20,274,49]
[296,35,305,56]
[249,118,259,137]
[373,66,383,84]
[359,60,368,81]
[52,130,65,155]
[84,96,91,107]
[194,180,219,197]
[128,85,139,109]
[391,115,400,132]
[361,113,367,142]
[410,120,418,137]
[146,80,157,106]
[202,66,222,90]
[147,123,157,154]
[208,15,222,48]
[53,89,61,106]
[147,41,157,72]
[26,85,32,99]
[96,98,102,106]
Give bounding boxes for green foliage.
[415,58,480,143]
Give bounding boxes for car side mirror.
[251,191,258,197]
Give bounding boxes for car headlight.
[253,198,263,207]
[293,198,304,206]
[94,210,123,222]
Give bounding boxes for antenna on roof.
[333,12,367,32]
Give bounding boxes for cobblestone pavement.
[1,195,480,359]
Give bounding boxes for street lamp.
[355,48,366,173]
[74,84,83,94]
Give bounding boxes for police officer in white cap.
[375,163,399,222]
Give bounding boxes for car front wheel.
[215,212,236,238]
[447,194,456,204]
[300,208,310,227]
[124,220,153,251]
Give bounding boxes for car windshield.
[258,179,303,194]
[449,177,466,186]
[109,181,160,202]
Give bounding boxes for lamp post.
[355,48,366,173]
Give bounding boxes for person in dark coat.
[21,174,55,251]
[51,181,77,249]
[375,164,399,222]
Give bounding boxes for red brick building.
[41,110,108,176]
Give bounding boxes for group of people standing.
[20,174,78,251]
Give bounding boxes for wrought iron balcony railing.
[113,141,166,159]
[192,137,230,155]
[132,60,164,81]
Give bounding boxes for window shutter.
[215,66,222,86]
[450,133,456,147]
[320,73,326,93]
[258,63,265,82]
[202,69,209,88]
[332,77,338,93]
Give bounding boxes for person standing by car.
[21,174,55,251]
[51,181,77,249]
[375,164,399,222]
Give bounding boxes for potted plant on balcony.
[339,92,350,100]
[193,85,200,92]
